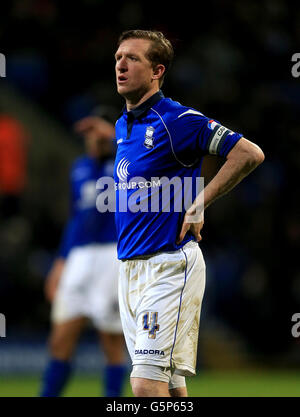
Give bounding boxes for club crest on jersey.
[144,126,155,149]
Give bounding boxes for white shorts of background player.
[52,243,122,333]
[119,241,206,377]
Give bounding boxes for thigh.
[118,259,138,362]
[89,244,123,333]
[132,242,206,376]
[170,242,206,376]
[51,247,93,323]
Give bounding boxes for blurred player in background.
[39,109,127,397]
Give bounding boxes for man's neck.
[126,87,160,111]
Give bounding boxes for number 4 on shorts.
[142,312,160,339]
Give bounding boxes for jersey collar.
[122,90,164,120]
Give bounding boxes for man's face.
[115,38,155,99]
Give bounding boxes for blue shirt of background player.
[59,155,117,258]
[114,90,243,260]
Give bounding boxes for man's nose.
[116,57,127,72]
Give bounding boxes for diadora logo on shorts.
[116,157,131,181]
[135,349,165,356]
[144,126,155,149]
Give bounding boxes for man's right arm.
[74,116,115,139]
[44,257,65,302]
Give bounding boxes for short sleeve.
[167,108,243,164]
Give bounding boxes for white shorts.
[51,243,122,333]
[118,241,206,376]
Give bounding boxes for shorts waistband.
[121,240,198,262]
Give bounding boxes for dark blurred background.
[0,0,299,380]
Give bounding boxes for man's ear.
[152,64,165,82]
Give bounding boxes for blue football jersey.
[59,155,117,258]
[114,90,243,260]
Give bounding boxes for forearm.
[203,155,259,209]
[188,138,265,215]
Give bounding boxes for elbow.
[243,143,265,170]
[227,138,265,169]
[251,146,265,167]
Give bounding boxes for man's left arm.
[177,137,265,243]
[202,137,264,209]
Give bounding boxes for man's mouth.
[118,75,128,84]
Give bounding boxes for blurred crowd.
[0,0,299,367]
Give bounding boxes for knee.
[131,378,151,397]
[131,377,170,397]
[100,333,125,364]
[130,365,171,397]
[48,332,71,360]
[48,333,61,358]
